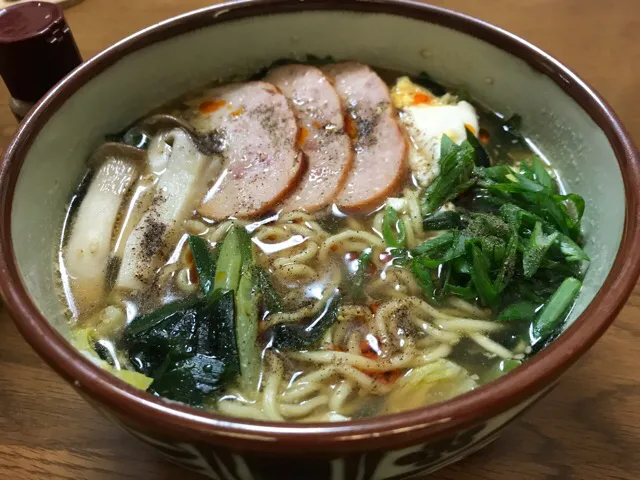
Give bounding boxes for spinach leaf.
[266,294,342,351]
[148,354,226,406]
[253,265,283,314]
[206,290,240,378]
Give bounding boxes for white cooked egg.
[393,77,479,188]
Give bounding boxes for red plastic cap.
[0,1,82,103]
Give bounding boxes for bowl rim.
[1,0,639,453]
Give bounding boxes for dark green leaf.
[423,210,464,231]
[523,222,559,278]
[207,290,240,378]
[495,229,518,292]
[214,225,245,292]
[469,244,499,309]
[351,248,373,300]
[267,294,341,351]
[530,156,555,192]
[124,298,200,339]
[413,232,466,268]
[148,354,225,406]
[532,277,581,342]
[558,234,590,262]
[253,266,283,313]
[188,235,217,296]
[126,304,200,377]
[498,301,539,322]
[447,283,477,301]
[421,136,475,214]
[382,206,406,248]
[411,257,438,304]
[466,127,491,167]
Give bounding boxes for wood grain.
[1,1,639,479]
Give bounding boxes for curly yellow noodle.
[280,395,329,419]
[318,230,383,263]
[329,380,354,413]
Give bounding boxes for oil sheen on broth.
[58,62,589,422]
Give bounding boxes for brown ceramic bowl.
[1,1,639,479]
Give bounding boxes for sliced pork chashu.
[191,81,305,219]
[322,62,408,212]
[266,64,353,212]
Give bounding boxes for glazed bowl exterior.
[1,1,639,479]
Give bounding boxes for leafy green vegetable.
[423,210,464,231]
[207,290,240,378]
[123,287,242,406]
[214,226,245,292]
[125,304,200,377]
[124,298,200,339]
[188,235,217,296]
[148,354,226,405]
[532,277,581,342]
[236,268,261,392]
[466,126,491,167]
[522,222,559,278]
[266,294,342,351]
[498,301,539,322]
[411,257,438,304]
[469,243,499,309]
[351,248,373,301]
[253,265,283,313]
[382,206,406,248]
[421,135,476,215]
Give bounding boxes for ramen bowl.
[1,1,639,479]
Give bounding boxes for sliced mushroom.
[64,146,141,315]
[115,129,221,291]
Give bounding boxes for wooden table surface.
[1,1,639,479]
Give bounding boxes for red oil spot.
[199,99,226,114]
[413,92,432,105]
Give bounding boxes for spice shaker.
[0,1,82,120]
